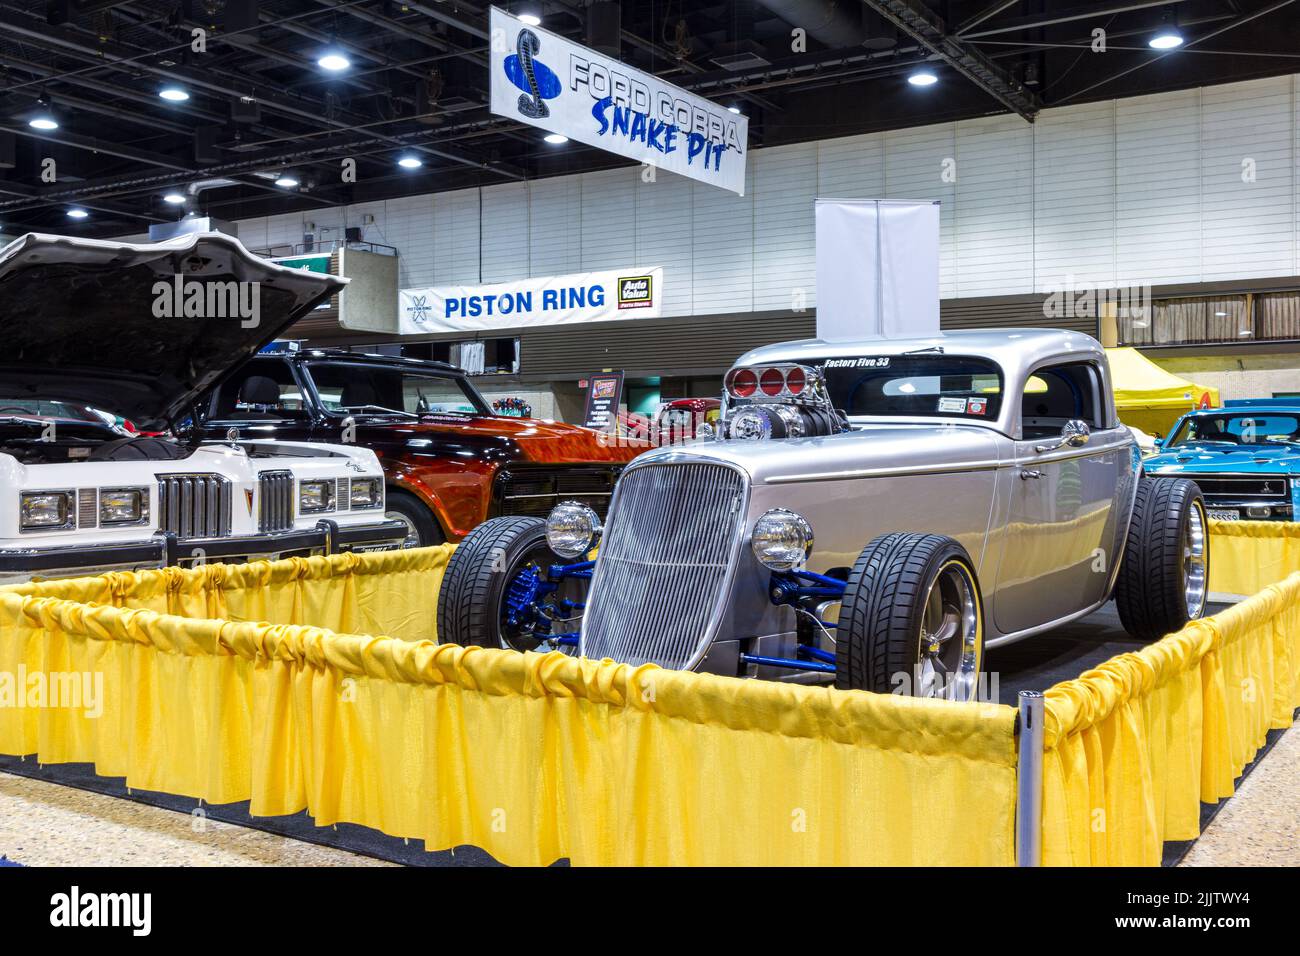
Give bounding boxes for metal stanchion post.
[1016,690,1045,867]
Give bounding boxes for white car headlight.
[99,487,148,525]
[20,491,73,530]
[546,501,602,559]
[349,477,383,509]
[298,480,335,513]
[750,508,814,572]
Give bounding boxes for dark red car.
[190,349,649,546]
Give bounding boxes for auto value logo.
[504,29,560,119]
[617,275,654,310]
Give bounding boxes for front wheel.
[835,533,985,701]
[385,490,444,548]
[436,516,586,652]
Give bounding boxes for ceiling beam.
[958,0,1197,39]
[858,0,1042,120]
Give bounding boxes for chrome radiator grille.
[258,470,294,532]
[580,462,746,671]
[157,474,232,539]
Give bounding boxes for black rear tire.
[835,533,984,700]
[1114,476,1209,642]
[385,489,443,548]
[436,516,578,651]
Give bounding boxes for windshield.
[305,362,491,417]
[0,398,109,424]
[813,355,1004,421]
[1167,413,1300,448]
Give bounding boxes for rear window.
[815,355,1004,420]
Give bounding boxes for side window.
[208,361,308,421]
[1021,362,1103,441]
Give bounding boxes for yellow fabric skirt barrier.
[1209,520,1300,596]
[7,545,454,641]
[1039,572,1300,866]
[0,549,1018,866]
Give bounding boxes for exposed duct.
[755,0,868,47]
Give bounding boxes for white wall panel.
[816,132,885,199]
[579,167,638,271]
[752,143,817,311]
[430,188,481,285]
[690,176,753,314]
[884,123,957,297]
[478,182,528,283]
[954,114,1034,297]
[526,176,583,277]
[1200,76,1295,281]
[1115,89,1202,285]
[205,73,1300,314]
[1033,101,1117,291]
[634,172,695,316]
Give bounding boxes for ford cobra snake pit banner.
[488,7,748,196]
[399,267,663,335]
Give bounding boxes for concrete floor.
[0,772,391,867]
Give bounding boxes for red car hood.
[413,414,649,463]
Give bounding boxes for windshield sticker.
[937,397,968,414]
[967,397,989,416]
[822,357,891,369]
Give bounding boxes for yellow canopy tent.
[1105,347,1220,437]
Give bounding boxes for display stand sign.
[272,253,334,310]
[814,199,940,341]
[399,267,661,334]
[488,7,748,195]
[582,371,624,432]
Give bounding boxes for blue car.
[1146,399,1300,521]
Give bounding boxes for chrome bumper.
[0,518,408,583]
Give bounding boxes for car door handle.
[1019,469,1044,480]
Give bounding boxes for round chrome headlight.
[546,501,602,559]
[750,508,814,572]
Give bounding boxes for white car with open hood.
[0,231,407,583]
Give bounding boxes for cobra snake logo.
[515,30,549,119]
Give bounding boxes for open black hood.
[0,231,347,430]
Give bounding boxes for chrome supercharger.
[714,363,849,441]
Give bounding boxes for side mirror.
[1036,419,1090,453]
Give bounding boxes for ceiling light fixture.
[318,50,351,72]
[275,174,300,187]
[908,70,938,87]
[1148,28,1184,49]
[66,208,89,219]
[159,85,190,102]
[397,155,423,169]
[543,132,569,144]
[29,98,58,130]
[517,12,542,26]
[163,192,187,204]
[728,105,742,114]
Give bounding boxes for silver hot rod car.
[437,329,1209,701]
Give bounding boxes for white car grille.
[580,461,747,671]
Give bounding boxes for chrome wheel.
[917,561,982,702]
[1183,500,1208,619]
[386,509,421,548]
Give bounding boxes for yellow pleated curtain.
[1,522,1297,867]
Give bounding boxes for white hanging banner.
[399,267,663,334]
[815,199,940,341]
[488,7,748,195]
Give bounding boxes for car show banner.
[815,199,940,341]
[398,267,662,334]
[488,7,748,196]
[581,371,624,431]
